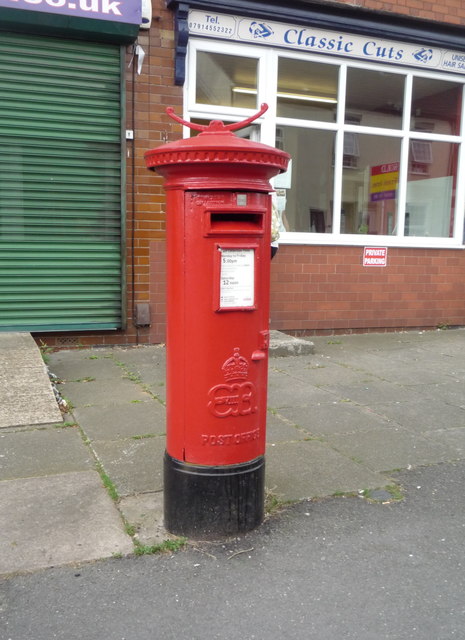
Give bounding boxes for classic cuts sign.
[188,10,465,76]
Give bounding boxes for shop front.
[0,0,140,335]
[166,0,465,334]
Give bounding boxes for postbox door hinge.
[259,330,270,350]
[251,330,270,361]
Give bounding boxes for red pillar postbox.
[145,104,290,538]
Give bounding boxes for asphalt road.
[2,460,464,640]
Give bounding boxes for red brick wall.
[148,240,167,344]
[329,0,465,25]
[270,245,465,334]
[123,2,182,345]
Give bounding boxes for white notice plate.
[219,248,255,309]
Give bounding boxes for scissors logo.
[249,22,274,39]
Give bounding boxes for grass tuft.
[133,538,187,556]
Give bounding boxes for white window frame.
[185,37,465,249]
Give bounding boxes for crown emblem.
[221,348,249,381]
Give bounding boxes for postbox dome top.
[144,105,290,191]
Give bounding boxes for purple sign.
[0,0,141,24]
[370,190,396,202]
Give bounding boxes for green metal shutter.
[0,32,123,331]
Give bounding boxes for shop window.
[188,39,465,247]
[277,58,338,122]
[341,134,401,235]
[276,126,335,233]
[196,51,258,109]
[345,68,404,130]
[406,141,458,237]
[411,77,462,136]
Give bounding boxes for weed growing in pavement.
[384,484,404,501]
[113,359,142,384]
[124,371,143,384]
[38,340,54,365]
[133,538,187,556]
[110,356,166,406]
[131,434,156,440]
[264,487,295,517]
[125,522,136,537]
[95,462,119,502]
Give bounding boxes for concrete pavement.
[1,329,464,576]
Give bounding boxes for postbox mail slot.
[206,210,265,236]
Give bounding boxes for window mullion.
[260,49,278,147]
[452,85,465,241]
[184,43,197,122]
[332,64,347,236]
[396,73,413,238]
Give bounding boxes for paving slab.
[90,436,165,497]
[274,400,393,436]
[111,363,167,401]
[119,491,167,546]
[423,427,465,457]
[49,351,124,382]
[265,440,386,500]
[326,427,458,473]
[0,333,62,428]
[0,332,36,351]
[415,380,465,406]
[0,426,93,480]
[73,400,166,441]
[267,370,338,407]
[368,397,465,432]
[320,380,422,405]
[57,378,151,407]
[271,357,379,386]
[112,344,166,367]
[0,471,133,576]
[265,412,310,443]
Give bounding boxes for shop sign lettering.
[188,10,465,75]
[0,0,141,24]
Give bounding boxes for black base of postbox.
[163,452,265,539]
